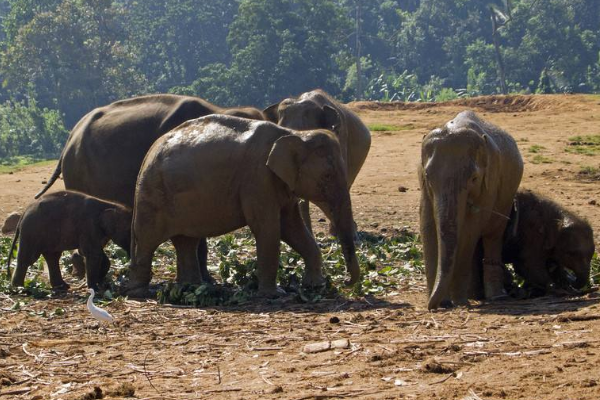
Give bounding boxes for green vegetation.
[0,0,599,160]
[1,228,423,305]
[528,145,546,153]
[592,253,600,285]
[0,157,55,174]
[579,165,600,180]
[566,135,600,156]
[531,155,553,164]
[368,124,414,132]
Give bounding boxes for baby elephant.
[7,191,132,290]
[502,190,595,292]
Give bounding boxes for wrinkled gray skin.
[419,111,523,309]
[127,115,360,297]
[502,190,594,292]
[263,89,371,235]
[35,94,265,282]
[7,191,131,290]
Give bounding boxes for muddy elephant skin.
[127,115,360,297]
[8,191,132,290]
[419,111,524,309]
[263,89,371,234]
[503,190,595,292]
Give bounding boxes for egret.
[86,288,114,324]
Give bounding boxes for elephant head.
[422,123,500,309]
[266,130,360,285]
[100,207,132,257]
[264,98,341,133]
[549,218,595,289]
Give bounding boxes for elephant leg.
[450,238,480,306]
[71,251,86,279]
[196,238,214,284]
[128,239,160,297]
[281,202,324,287]
[82,249,109,290]
[299,199,314,236]
[482,234,508,300]
[420,193,438,297]
[10,244,39,287]
[249,215,282,297]
[516,257,552,292]
[171,235,202,285]
[44,252,69,290]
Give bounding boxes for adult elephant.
[35,94,265,283]
[263,89,371,235]
[36,94,265,206]
[127,115,360,297]
[419,111,523,310]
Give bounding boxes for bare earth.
[1,94,600,400]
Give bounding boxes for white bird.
[86,288,115,323]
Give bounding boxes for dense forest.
[0,0,599,159]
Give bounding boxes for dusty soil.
[1,94,600,400]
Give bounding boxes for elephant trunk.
[572,263,591,289]
[428,190,466,310]
[331,193,361,285]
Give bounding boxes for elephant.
[7,191,132,290]
[263,89,371,235]
[34,94,265,282]
[419,111,523,309]
[126,114,360,298]
[502,189,595,293]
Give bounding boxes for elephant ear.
[266,135,306,192]
[322,105,341,133]
[262,103,280,123]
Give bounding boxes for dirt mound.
[348,94,592,114]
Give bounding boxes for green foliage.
[0,158,55,174]
[579,165,600,180]
[0,0,599,157]
[157,228,423,306]
[0,97,67,158]
[591,253,600,285]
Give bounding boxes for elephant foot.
[302,273,326,289]
[483,260,508,301]
[257,285,287,299]
[51,281,71,292]
[121,279,152,298]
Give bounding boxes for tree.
[224,0,352,106]
[0,0,146,126]
[122,0,239,93]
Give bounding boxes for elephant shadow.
[473,290,600,316]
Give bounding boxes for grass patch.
[579,165,600,180]
[0,156,57,174]
[368,124,414,132]
[528,145,545,153]
[566,135,600,156]
[531,154,553,164]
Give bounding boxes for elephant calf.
[7,191,132,290]
[502,190,595,293]
[127,115,360,297]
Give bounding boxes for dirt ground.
[1,94,600,399]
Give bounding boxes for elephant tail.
[34,156,62,199]
[6,222,20,281]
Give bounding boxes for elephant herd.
[4,90,595,309]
